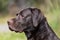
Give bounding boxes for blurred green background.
[0,0,60,40]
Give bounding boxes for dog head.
[7,8,45,33]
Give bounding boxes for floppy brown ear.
[32,8,44,27]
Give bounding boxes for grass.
[0,32,27,40]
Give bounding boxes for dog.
[7,8,60,40]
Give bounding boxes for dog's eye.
[16,14,18,16]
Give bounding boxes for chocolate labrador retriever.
[7,8,60,40]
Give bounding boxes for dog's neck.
[24,26,36,40]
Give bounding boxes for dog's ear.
[32,8,44,27]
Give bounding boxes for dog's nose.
[7,20,13,25]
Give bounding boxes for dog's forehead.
[20,9,32,17]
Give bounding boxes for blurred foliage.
[13,0,60,14]
[0,0,60,14]
[0,0,8,13]
[0,32,26,40]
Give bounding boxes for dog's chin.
[9,27,23,33]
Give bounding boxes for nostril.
[7,21,10,25]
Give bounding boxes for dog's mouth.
[8,25,23,33]
[9,26,20,33]
[9,27,19,33]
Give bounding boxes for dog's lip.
[9,27,23,33]
[8,25,23,33]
